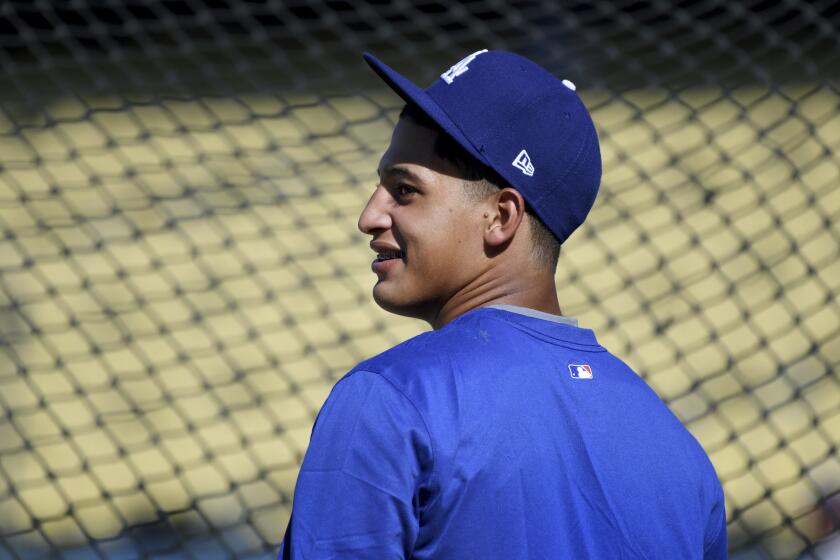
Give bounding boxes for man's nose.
[357,186,392,235]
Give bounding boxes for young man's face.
[357,116,487,326]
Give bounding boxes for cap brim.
[362,52,490,167]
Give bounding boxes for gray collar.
[485,304,578,326]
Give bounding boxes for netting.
[0,1,838,558]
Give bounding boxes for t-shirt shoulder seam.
[338,465,414,507]
[347,369,437,482]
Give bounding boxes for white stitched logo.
[441,49,488,84]
[512,149,535,176]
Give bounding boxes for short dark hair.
[399,104,561,270]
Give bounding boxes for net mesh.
[0,1,838,558]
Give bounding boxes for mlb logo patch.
[568,364,593,379]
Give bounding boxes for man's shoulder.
[351,327,455,377]
[342,312,493,390]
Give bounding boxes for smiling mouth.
[375,250,405,262]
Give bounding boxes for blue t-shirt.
[279,305,727,559]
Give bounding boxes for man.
[278,50,727,559]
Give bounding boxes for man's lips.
[369,241,405,274]
[371,254,403,274]
[369,241,405,261]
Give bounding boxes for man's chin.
[372,284,410,315]
[372,284,432,322]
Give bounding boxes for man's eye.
[396,184,416,197]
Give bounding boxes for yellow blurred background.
[0,2,839,558]
[2,82,838,558]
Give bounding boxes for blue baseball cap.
[363,49,601,244]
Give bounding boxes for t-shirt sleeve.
[703,479,728,559]
[278,370,433,559]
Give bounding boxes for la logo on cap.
[441,49,488,84]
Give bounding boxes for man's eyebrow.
[378,166,422,183]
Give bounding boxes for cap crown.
[364,50,601,243]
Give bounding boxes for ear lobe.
[484,221,506,247]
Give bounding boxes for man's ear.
[484,188,527,248]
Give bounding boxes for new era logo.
[568,364,593,379]
[512,149,535,176]
[441,49,488,84]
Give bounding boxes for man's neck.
[429,270,561,330]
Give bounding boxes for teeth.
[376,250,403,261]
